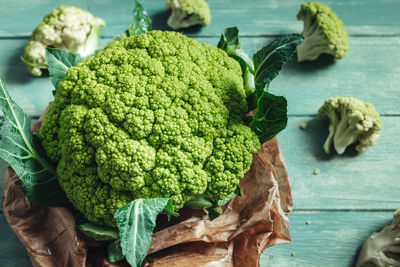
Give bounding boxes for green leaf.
[45,47,83,88]
[234,185,242,197]
[246,34,303,142]
[114,198,173,267]
[252,34,304,94]
[0,77,69,206]
[77,222,119,241]
[217,27,255,97]
[120,0,152,38]
[216,185,241,207]
[163,198,179,220]
[248,92,288,143]
[20,56,48,69]
[184,194,214,209]
[108,240,124,263]
[206,207,221,221]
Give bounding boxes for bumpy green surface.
[39,30,260,226]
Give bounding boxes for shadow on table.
[301,116,360,161]
[283,51,336,75]
[151,10,203,34]
[351,217,393,266]
[4,45,35,84]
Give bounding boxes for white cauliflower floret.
[356,209,400,267]
[318,96,381,154]
[166,0,211,30]
[21,5,105,76]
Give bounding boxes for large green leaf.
[45,47,83,88]
[0,78,69,206]
[120,0,152,38]
[253,34,304,95]
[114,198,176,267]
[247,34,303,142]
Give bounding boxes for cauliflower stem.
[356,209,400,267]
[296,1,348,62]
[166,0,211,29]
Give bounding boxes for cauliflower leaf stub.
[39,31,260,226]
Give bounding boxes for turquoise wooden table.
[1,0,399,266]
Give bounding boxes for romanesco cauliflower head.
[39,30,260,226]
[166,0,211,30]
[318,96,381,155]
[22,5,105,76]
[296,1,348,62]
[356,208,400,267]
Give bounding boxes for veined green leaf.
[247,34,303,142]
[249,92,288,143]
[45,47,83,88]
[0,78,69,206]
[120,0,152,38]
[78,222,119,241]
[253,34,304,95]
[114,198,175,267]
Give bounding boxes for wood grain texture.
[1,36,399,116]
[262,211,394,267]
[0,0,399,37]
[279,116,400,210]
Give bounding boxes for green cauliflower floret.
[39,30,260,226]
[356,208,400,267]
[318,96,381,155]
[166,0,211,30]
[21,5,105,76]
[296,1,348,62]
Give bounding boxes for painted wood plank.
[262,211,394,267]
[0,213,31,267]
[0,211,394,267]
[279,116,400,210]
[1,36,399,117]
[0,0,399,37]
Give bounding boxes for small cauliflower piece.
[296,2,348,62]
[318,96,381,154]
[166,0,211,30]
[22,5,105,76]
[356,208,400,267]
[39,31,260,226]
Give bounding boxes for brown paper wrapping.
[2,112,292,267]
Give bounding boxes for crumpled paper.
[2,113,292,267]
